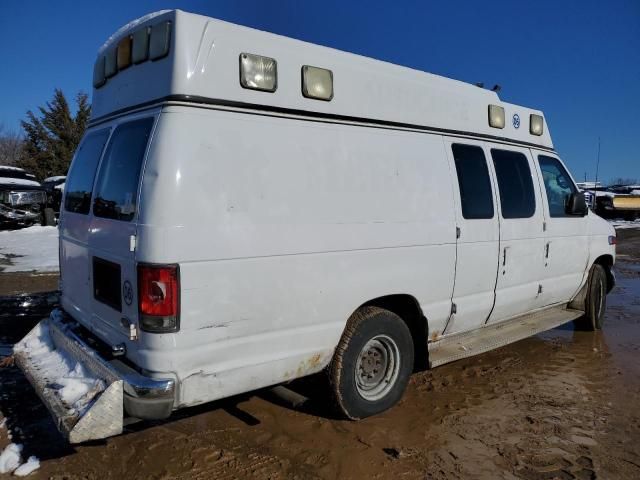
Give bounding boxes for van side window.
[64,129,110,214]
[93,117,154,222]
[451,144,494,219]
[491,149,536,219]
[538,155,577,217]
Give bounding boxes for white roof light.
[104,48,117,78]
[530,114,544,136]
[239,53,277,92]
[93,56,106,88]
[302,66,333,101]
[132,27,150,64]
[488,104,505,129]
[150,21,171,60]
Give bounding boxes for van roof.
[91,9,554,150]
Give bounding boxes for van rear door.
[87,116,155,344]
[60,129,111,324]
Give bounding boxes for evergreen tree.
[18,89,91,180]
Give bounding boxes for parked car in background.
[0,166,52,228]
[43,175,66,217]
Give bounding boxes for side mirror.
[566,192,588,216]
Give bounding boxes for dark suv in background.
[0,166,55,228]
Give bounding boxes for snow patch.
[0,178,41,188]
[14,319,105,415]
[0,443,22,474]
[43,176,66,182]
[13,456,40,477]
[0,226,59,273]
[99,10,171,54]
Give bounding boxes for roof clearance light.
[93,56,106,88]
[150,21,171,60]
[530,114,544,136]
[117,36,132,70]
[302,65,333,101]
[105,48,118,78]
[239,53,277,92]
[488,104,505,129]
[132,27,150,64]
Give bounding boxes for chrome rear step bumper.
[14,309,175,443]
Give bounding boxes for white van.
[15,10,616,443]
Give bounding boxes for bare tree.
[0,123,24,167]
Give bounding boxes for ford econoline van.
[15,10,616,443]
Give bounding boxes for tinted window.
[491,149,536,219]
[451,144,494,219]
[64,129,110,214]
[538,155,577,217]
[93,117,154,222]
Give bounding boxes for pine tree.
[18,89,91,180]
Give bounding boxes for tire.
[575,264,608,331]
[41,208,56,226]
[328,306,414,419]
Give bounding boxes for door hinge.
[543,221,547,232]
[545,242,550,258]
[537,284,543,295]
[450,303,457,315]
[456,226,461,239]
[129,235,136,252]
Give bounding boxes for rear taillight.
[138,264,179,333]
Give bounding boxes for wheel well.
[594,254,615,292]
[361,294,428,372]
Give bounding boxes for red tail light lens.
[138,264,179,333]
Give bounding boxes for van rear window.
[64,129,110,214]
[93,117,154,222]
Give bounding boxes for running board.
[428,305,584,368]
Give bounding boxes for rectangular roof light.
[93,56,106,88]
[104,48,117,78]
[488,104,505,129]
[149,21,171,60]
[132,27,150,64]
[302,65,333,101]
[117,36,132,70]
[530,114,544,136]
[239,53,277,92]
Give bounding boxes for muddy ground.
[1,231,639,479]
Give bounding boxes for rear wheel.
[575,264,608,331]
[328,306,414,419]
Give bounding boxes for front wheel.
[575,264,608,331]
[328,306,414,419]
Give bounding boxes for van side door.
[533,152,589,305]
[443,140,500,335]
[487,146,547,323]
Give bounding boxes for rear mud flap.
[14,312,124,444]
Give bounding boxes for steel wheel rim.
[354,335,400,401]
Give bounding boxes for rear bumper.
[14,309,175,443]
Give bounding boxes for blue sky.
[0,0,638,182]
